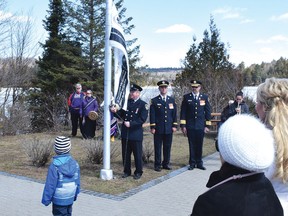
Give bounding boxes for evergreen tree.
[174,16,242,112]
[30,0,85,131]
[64,0,141,94]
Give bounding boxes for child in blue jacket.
[42,136,80,216]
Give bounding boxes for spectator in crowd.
[150,80,177,172]
[110,84,148,180]
[180,80,211,170]
[42,136,80,216]
[228,91,249,117]
[256,77,288,215]
[68,83,85,137]
[191,115,283,216]
[80,90,99,139]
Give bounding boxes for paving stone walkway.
[0,153,221,216]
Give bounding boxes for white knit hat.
[218,114,274,172]
[54,136,71,154]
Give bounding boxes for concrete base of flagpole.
[100,169,113,180]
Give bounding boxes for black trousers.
[52,203,72,216]
[82,116,96,139]
[121,139,143,175]
[153,133,173,168]
[70,112,83,136]
[187,128,204,166]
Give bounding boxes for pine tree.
[30,0,85,131]
[174,16,241,112]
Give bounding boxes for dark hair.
[236,91,243,97]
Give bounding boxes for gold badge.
[200,100,206,106]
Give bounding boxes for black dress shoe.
[122,173,131,178]
[196,165,206,170]
[162,165,172,170]
[133,173,142,180]
[188,165,194,170]
[154,167,161,172]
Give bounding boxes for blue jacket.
[68,92,85,114]
[41,154,80,206]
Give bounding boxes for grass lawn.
[0,130,217,195]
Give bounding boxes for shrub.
[142,140,154,164]
[21,136,53,167]
[82,138,120,164]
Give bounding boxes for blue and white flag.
[109,2,130,110]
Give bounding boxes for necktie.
[163,97,166,102]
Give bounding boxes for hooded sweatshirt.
[41,154,80,206]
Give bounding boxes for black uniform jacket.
[149,95,177,134]
[191,163,283,216]
[180,93,211,130]
[115,98,148,141]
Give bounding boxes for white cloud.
[240,18,254,24]
[155,24,193,33]
[212,7,246,20]
[271,13,288,21]
[256,35,288,44]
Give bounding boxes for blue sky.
[6,0,288,68]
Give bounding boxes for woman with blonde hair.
[256,77,288,214]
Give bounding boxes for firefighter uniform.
[115,84,148,179]
[180,81,211,170]
[150,80,177,170]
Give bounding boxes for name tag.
[200,100,206,106]
[169,103,174,109]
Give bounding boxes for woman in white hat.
[191,114,283,216]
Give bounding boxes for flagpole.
[100,0,113,180]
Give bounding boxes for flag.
[109,2,130,110]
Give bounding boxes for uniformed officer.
[110,84,148,180]
[180,80,211,170]
[150,80,177,172]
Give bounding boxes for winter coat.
[41,154,80,206]
[191,162,283,216]
[228,100,249,117]
[80,96,99,117]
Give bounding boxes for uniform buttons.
[165,116,167,118]
[165,120,167,122]
[165,111,167,113]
